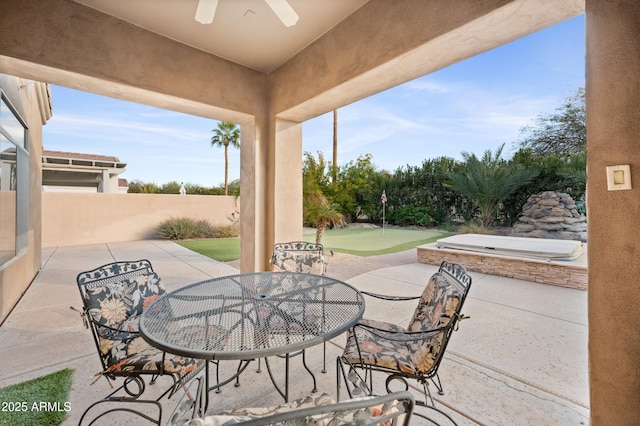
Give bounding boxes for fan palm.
[332,109,338,182]
[210,121,240,195]
[448,145,538,227]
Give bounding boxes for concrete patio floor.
[0,240,589,425]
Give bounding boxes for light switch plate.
[606,165,632,190]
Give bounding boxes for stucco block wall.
[0,192,15,251]
[41,193,239,247]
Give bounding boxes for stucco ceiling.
[74,0,369,74]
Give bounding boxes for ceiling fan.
[195,0,299,27]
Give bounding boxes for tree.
[303,188,345,244]
[517,87,586,156]
[381,156,472,226]
[303,151,380,223]
[332,109,338,183]
[302,151,332,195]
[302,151,345,243]
[329,154,379,222]
[210,121,240,195]
[497,148,586,225]
[447,145,538,227]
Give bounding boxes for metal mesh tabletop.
[140,272,365,360]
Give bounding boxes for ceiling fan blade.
[195,0,219,24]
[264,0,299,27]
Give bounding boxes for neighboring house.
[118,178,129,193]
[40,149,127,193]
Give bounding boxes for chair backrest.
[270,241,326,275]
[406,260,472,374]
[76,259,166,370]
[187,391,415,426]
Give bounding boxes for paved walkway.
[325,249,417,281]
[0,240,589,425]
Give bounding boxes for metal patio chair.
[247,241,328,398]
[270,241,326,276]
[75,259,206,425]
[270,241,327,370]
[184,390,415,426]
[338,260,471,424]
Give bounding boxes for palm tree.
[210,121,240,195]
[332,109,338,183]
[447,144,537,227]
[304,188,345,244]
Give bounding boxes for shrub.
[211,224,240,238]
[457,222,495,235]
[158,217,240,240]
[128,180,160,193]
[387,205,434,227]
[158,217,213,240]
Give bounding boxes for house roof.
[42,150,125,168]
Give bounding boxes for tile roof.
[42,150,121,163]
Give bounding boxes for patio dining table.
[139,271,365,412]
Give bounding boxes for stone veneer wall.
[417,244,587,291]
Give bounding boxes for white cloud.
[303,75,573,170]
[404,80,451,94]
[48,113,209,144]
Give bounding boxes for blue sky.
[43,15,585,188]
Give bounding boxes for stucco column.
[239,115,303,273]
[273,118,303,245]
[239,117,268,273]
[98,170,108,193]
[586,1,640,424]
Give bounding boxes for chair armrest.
[360,290,420,301]
[92,319,140,340]
[352,321,449,342]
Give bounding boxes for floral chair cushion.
[80,265,200,375]
[342,318,442,375]
[342,272,461,375]
[271,250,325,275]
[407,272,461,332]
[83,269,165,332]
[102,336,199,375]
[184,393,336,425]
[184,392,410,426]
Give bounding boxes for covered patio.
[1,0,640,423]
[0,240,588,424]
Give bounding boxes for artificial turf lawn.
[178,228,452,261]
[303,228,452,256]
[0,368,73,426]
[178,237,241,262]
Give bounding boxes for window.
[0,94,28,265]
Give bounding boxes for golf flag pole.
[381,190,387,235]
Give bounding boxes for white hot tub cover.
[435,234,583,261]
